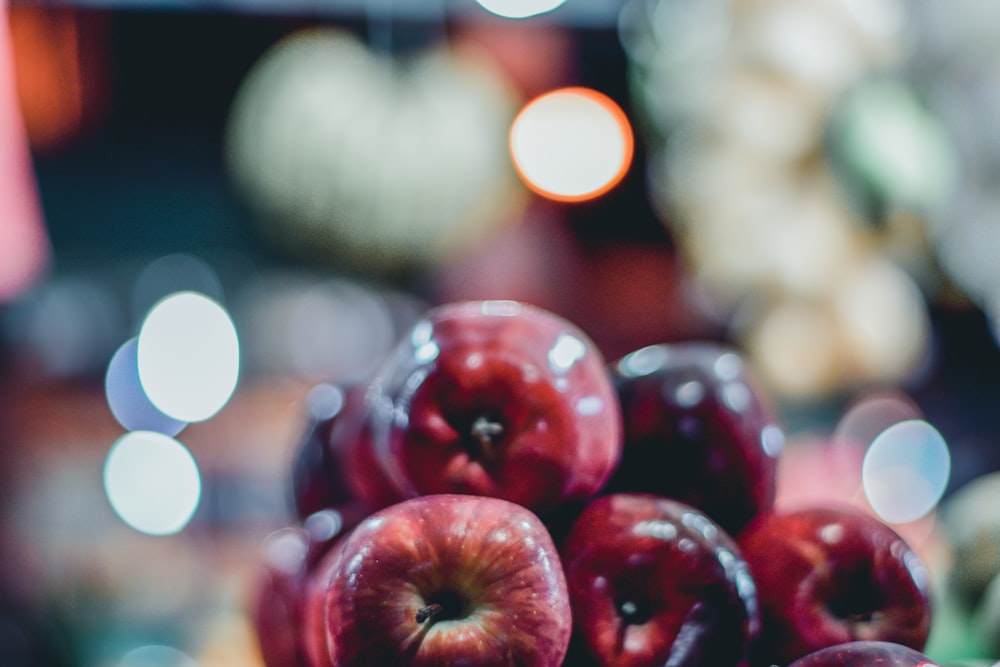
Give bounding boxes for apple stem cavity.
[826,582,883,628]
[469,415,504,464]
[416,589,469,626]
[618,599,652,625]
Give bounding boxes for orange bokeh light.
[509,86,634,204]
[1,0,49,302]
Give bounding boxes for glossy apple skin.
[299,535,347,667]
[787,640,939,666]
[254,525,308,667]
[325,493,572,667]
[560,493,760,667]
[291,384,357,520]
[327,384,403,512]
[253,506,366,667]
[738,506,932,667]
[362,300,623,515]
[605,342,783,537]
[293,380,413,520]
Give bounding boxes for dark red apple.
[606,342,783,536]
[361,300,623,515]
[253,506,365,667]
[326,384,402,513]
[290,379,404,516]
[291,383,356,519]
[738,506,933,667]
[324,493,572,667]
[560,493,760,667]
[787,640,939,666]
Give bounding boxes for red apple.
[291,384,356,519]
[324,493,572,667]
[290,380,406,516]
[560,493,760,667]
[299,532,347,667]
[325,384,402,512]
[606,341,783,537]
[254,525,308,667]
[787,640,939,666]
[253,506,366,667]
[360,300,623,515]
[738,506,933,667]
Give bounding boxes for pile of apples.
[252,300,937,667]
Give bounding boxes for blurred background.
[4,0,1000,664]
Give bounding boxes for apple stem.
[415,603,445,624]
[470,416,503,463]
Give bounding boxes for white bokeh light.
[137,291,240,422]
[118,645,198,667]
[862,419,950,524]
[104,431,202,536]
[106,337,187,436]
[510,87,634,202]
[619,344,669,377]
[475,0,567,19]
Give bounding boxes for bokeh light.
[106,337,187,436]
[831,256,930,385]
[509,87,634,202]
[746,299,840,398]
[933,190,1000,309]
[775,434,867,513]
[304,508,345,543]
[137,291,240,423]
[862,419,951,524]
[832,78,958,211]
[833,389,923,449]
[131,253,225,326]
[14,276,123,377]
[261,526,308,577]
[475,0,567,19]
[103,431,202,536]
[235,276,396,385]
[0,7,49,303]
[305,383,345,421]
[117,645,198,667]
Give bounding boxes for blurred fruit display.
[906,0,1000,345]
[618,0,948,401]
[225,26,527,275]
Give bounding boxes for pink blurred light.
[774,431,940,559]
[0,0,49,302]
